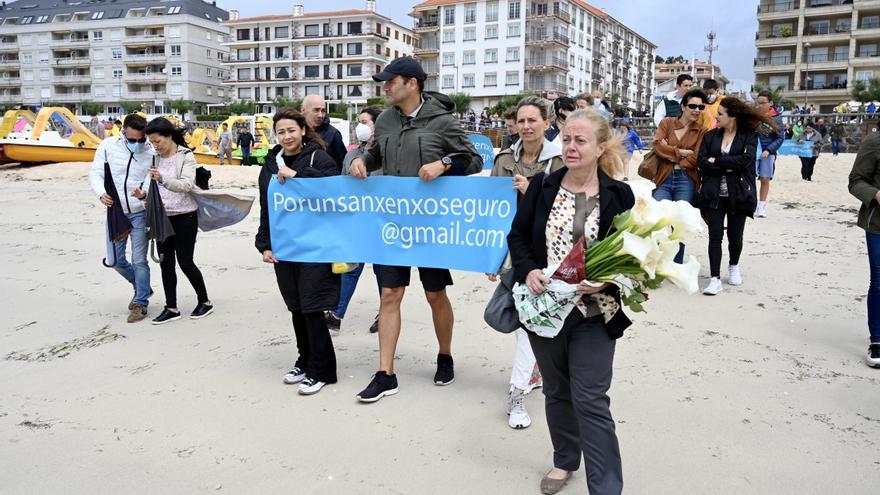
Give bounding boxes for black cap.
[372,56,426,83]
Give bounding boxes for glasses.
[557,114,567,122]
[126,137,147,144]
[686,104,706,111]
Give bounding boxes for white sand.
[1,155,878,494]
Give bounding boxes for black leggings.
[157,210,208,309]
[800,156,817,180]
[705,202,748,278]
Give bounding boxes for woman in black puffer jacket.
[255,108,341,396]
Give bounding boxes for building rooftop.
[0,0,229,25]
[225,9,392,24]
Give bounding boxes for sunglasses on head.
[126,137,147,144]
[686,104,706,111]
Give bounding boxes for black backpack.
[195,166,211,190]
[663,97,682,119]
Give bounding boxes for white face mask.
[355,123,373,142]
[707,94,718,103]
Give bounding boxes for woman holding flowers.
[697,96,774,295]
[507,109,633,495]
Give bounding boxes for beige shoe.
[127,304,147,323]
[540,470,572,495]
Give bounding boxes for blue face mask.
[127,142,145,154]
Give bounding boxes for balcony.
[413,43,440,56]
[124,34,166,46]
[53,91,91,99]
[124,53,167,64]
[804,0,854,16]
[525,56,568,72]
[413,20,439,33]
[54,57,91,67]
[227,54,261,63]
[0,93,22,102]
[123,72,168,82]
[0,77,21,87]
[527,7,572,23]
[799,80,847,90]
[0,42,18,53]
[524,81,568,93]
[525,31,570,47]
[854,20,880,38]
[50,37,89,47]
[852,51,880,65]
[803,51,850,69]
[1,60,20,68]
[293,29,387,40]
[802,24,851,41]
[126,91,168,99]
[54,74,92,85]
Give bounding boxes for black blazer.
[697,128,758,215]
[507,166,635,339]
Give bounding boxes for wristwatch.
[441,156,453,171]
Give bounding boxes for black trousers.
[800,156,817,180]
[704,202,748,278]
[274,262,337,383]
[528,313,622,495]
[157,210,208,309]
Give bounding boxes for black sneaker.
[152,308,181,325]
[356,371,399,403]
[369,314,379,334]
[326,312,342,335]
[868,344,880,368]
[190,303,214,319]
[434,353,455,386]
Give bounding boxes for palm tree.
[449,92,472,115]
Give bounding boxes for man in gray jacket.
[349,56,483,403]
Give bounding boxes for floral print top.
[545,187,620,322]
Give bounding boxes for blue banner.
[469,134,496,170]
[777,139,816,157]
[268,176,518,273]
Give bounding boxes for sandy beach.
[1,154,878,494]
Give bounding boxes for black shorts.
[377,265,453,292]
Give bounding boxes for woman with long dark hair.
[255,108,341,396]
[698,96,778,295]
[134,117,213,324]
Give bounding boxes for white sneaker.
[756,202,767,218]
[702,277,723,296]
[868,344,880,368]
[507,387,532,429]
[283,366,306,384]
[297,377,326,395]
[728,265,743,286]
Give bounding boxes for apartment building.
[221,1,415,112]
[0,0,231,114]
[755,0,880,111]
[410,0,655,112]
[655,59,729,94]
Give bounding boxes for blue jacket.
[622,129,643,153]
[758,114,784,155]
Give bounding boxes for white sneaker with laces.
[283,366,306,384]
[297,377,326,395]
[756,201,767,218]
[867,344,880,368]
[702,277,723,296]
[728,265,743,286]
[507,387,531,429]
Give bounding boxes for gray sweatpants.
[527,313,623,495]
[219,146,233,165]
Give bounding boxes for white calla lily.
[625,179,656,200]
[616,231,658,264]
[661,200,705,243]
[657,255,701,295]
[628,195,666,234]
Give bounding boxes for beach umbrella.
[145,178,175,263]
[102,160,132,268]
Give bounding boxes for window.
[94,68,104,78]
[348,64,362,76]
[95,86,106,97]
[22,70,34,81]
[238,88,252,99]
[207,87,213,96]
[168,6,181,14]
[462,73,475,87]
[463,50,475,64]
[442,53,455,66]
[465,3,476,23]
[237,29,250,41]
[41,88,51,99]
[275,26,289,39]
[171,45,181,57]
[275,67,290,79]
[485,25,498,39]
[24,88,35,98]
[305,65,320,78]
[443,29,455,43]
[305,85,319,95]
[170,83,182,96]
[112,69,122,78]
[93,50,104,61]
[39,51,49,63]
[171,65,182,76]
[507,23,521,37]
[509,1,521,20]
[348,84,362,96]
[39,69,48,81]
[305,45,319,58]
[857,70,874,81]
[305,24,319,37]
[206,68,212,77]
[486,2,499,22]
[506,70,519,85]
[443,75,454,88]
[444,6,455,25]
[506,47,520,61]
[38,34,48,45]
[237,68,250,80]
[347,43,362,55]
[463,27,476,41]
[112,49,122,60]
[112,87,121,97]
[348,22,362,34]
[484,72,497,86]
[22,54,32,64]
[35,15,48,23]
[168,27,180,38]
[207,49,212,58]
[111,30,122,42]
[91,11,104,20]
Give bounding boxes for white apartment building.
[221,2,415,112]
[410,0,655,112]
[0,0,231,114]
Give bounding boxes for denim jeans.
[241,147,251,165]
[867,231,880,343]
[831,140,841,156]
[653,169,696,263]
[333,263,381,318]
[113,210,151,306]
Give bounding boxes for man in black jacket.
[301,94,347,168]
[236,128,255,166]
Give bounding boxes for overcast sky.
[218,0,756,87]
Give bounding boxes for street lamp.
[804,41,812,110]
